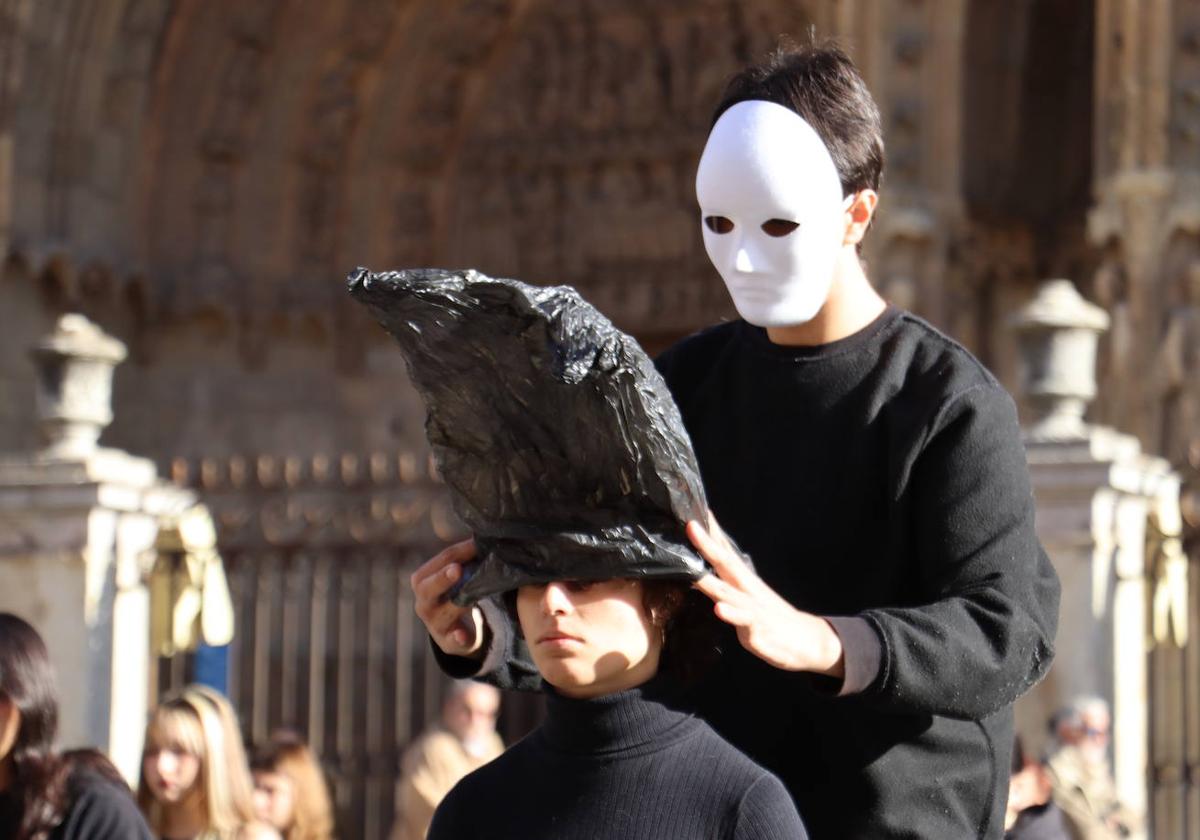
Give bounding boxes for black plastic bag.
[347,267,709,605]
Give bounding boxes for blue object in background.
[193,643,229,694]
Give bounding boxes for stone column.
[834,0,967,328]
[0,314,196,783]
[1012,281,1182,836]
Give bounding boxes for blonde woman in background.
[250,731,333,840]
[137,685,279,840]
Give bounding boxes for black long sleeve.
[861,381,1058,719]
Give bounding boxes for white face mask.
[696,100,848,328]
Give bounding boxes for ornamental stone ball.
[30,314,128,458]
[1010,279,1111,440]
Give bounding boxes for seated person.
[427,575,806,840]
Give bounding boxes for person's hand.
[411,539,487,659]
[689,515,844,676]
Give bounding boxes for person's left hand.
[689,514,844,677]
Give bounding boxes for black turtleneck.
[427,676,806,839]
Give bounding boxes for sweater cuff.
[477,596,513,676]
[430,637,485,679]
[428,597,509,679]
[824,615,883,696]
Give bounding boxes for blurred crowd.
[0,610,512,840]
[0,612,335,840]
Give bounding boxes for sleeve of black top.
[57,777,153,840]
[731,775,808,840]
[857,383,1060,719]
[429,604,541,693]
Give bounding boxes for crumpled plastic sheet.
[347,267,710,605]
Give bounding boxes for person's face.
[443,684,501,748]
[252,770,296,831]
[516,579,661,699]
[0,697,20,765]
[1078,708,1111,764]
[696,100,849,328]
[142,744,201,804]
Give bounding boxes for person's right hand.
[411,538,487,658]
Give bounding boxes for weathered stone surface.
[348,267,708,604]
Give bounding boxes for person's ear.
[842,190,879,247]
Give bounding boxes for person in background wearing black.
[412,40,1060,839]
[0,612,153,840]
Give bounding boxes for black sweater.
[427,677,806,839]
[440,308,1059,837]
[0,769,152,840]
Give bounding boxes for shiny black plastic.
[347,267,709,605]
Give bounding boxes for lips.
[537,629,583,646]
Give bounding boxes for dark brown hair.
[640,580,722,685]
[712,40,885,197]
[0,613,68,840]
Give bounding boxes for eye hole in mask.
[760,219,800,237]
[704,215,734,234]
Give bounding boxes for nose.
[541,582,573,616]
[734,243,756,272]
[155,751,178,776]
[732,232,768,273]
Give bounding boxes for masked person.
[409,40,1059,840]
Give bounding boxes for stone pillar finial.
[1010,279,1111,439]
[30,314,128,458]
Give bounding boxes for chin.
[743,313,817,329]
[538,662,593,693]
[738,302,823,328]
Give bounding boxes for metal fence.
[165,452,542,840]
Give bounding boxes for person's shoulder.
[426,745,524,838]
[655,321,743,370]
[679,723,807,838]
[885,309,1000,391]
[682,718,786,786]
[654,320,745,401]
[441,730,540,803]
[876,309,1021,431]
[58,769,151,839]
[733,773,808,839]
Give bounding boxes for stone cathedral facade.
[0,1,1197,838]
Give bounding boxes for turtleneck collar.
[539,673,699,756]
